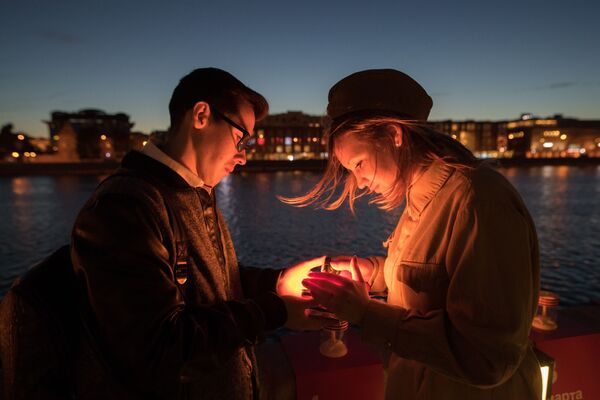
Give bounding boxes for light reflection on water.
[1,166,599,306]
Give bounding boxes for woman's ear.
[192,101,210,129]
[391,124,403,147]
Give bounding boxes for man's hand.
[281,295,333,331]
[277,256,327,297]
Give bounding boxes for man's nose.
[236,151,247,166]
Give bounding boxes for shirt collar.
[141,141,210,192]
[406,159,454,219]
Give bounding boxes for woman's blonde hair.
[280,112,480,213]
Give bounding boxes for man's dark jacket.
[71,151,286,399]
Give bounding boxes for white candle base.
[319,338,348,358]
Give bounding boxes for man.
[71,68,325,399]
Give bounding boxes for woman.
[292,69,542,399]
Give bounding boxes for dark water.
[1,166,599,306]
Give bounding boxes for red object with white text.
[281,330,384,400]
[530,305,600,400]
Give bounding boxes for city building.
[0,124,38,162]
[431,114,600,159]
[504,114,600,158]
[252,111,326,160]
[45,109,135,161]
[249,113,600,160]
[429,120,506,159]
[2,112,598,164]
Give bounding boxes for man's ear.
[192,101,210,130]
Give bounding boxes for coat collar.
[120,150,199,191]
[140,142,211,192]
[405,159,454,219]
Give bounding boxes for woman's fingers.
[307,271,348,285]
[301,278,340,306]
[302,278,335,296]
[339,270,352,280]
[351,255,365,283]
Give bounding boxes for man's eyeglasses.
[212,108,255,152]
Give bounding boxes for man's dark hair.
[168,68,268,133]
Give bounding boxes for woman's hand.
[302,256,370,324]
[330,255,376,283]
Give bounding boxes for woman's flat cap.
[327,69,433,121]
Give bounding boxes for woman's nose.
[354,172,368,189]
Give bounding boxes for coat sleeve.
[238,264,282,298]
[71,192,286,393]
[360,199,538,387]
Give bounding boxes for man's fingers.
[330,256,351,270]
[303,315,335,330]
[296,297,320,309]
[351,255,365,283]
[302,256,328,270]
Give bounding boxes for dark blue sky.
[1,0,599,137]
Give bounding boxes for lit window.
[543,130,560,137]
[535,119,556,126]
[509,131,524,139]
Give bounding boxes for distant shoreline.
[1,157,599,176]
